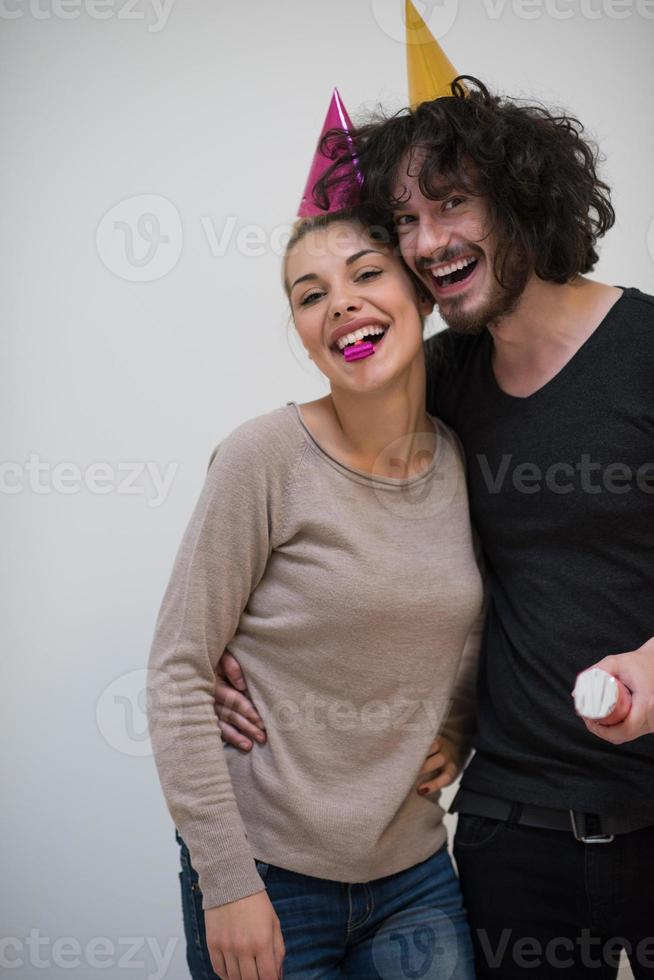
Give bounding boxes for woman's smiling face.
[285,219,432,394]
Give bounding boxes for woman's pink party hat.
[297,88,364,217]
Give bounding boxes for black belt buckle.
[569,810,614,844]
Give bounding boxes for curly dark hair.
[313,77,615,286]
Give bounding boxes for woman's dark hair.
[314,77,615,286]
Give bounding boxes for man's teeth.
[432,256,476,278]
[336,324,387,351]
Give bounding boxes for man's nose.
[413,219,451,266]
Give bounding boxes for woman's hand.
[214,649,267,750]
[205,890,285,980]
[416,735,459,796]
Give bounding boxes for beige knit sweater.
[147,402,484,910]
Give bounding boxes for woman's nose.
[330,300,359,320]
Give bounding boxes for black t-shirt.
[426,286,654,820]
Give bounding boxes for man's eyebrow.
[290,249,385,292]
[392,186,464,211]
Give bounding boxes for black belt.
[451,789,654,843]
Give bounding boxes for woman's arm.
[419,601,485,792]
[146,420,284,910]
[416,525,488,793]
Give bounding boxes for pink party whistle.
[572,667,632,726]
[344,340,375,362]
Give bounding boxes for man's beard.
[436,251,529,335]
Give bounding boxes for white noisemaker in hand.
[573,667,632,726]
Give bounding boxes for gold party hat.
[405,0,462,108]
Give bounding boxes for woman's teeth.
[336,324,387,351]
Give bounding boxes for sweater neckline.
[286,401,443,489]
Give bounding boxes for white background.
[2,1,652,977]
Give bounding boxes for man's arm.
[213,415,488,760]
[215,607,484,777]
[581,637,654,744]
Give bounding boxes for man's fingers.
[216,704,265,741]
[220,650,248,691]
[218,720,254,751]
[591,654,625,681]
[216,707,266,744]
[214,679,265,728]
[585,715,642,745]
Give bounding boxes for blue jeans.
[175,829,475,979]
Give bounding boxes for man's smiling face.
[391,153,527,334]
